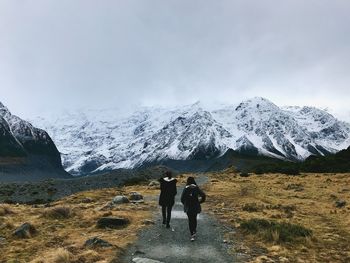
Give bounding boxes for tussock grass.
[240,218,312,243]
[31,248,74,263]
[43,206,73,219]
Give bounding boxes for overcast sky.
[1,0,350,121]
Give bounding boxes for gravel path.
[121,176,235,263]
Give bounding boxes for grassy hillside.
[203,171,350,262]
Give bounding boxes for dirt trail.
[121,176,235,263]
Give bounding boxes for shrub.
[43,206,72,219]
[240,218,312,243]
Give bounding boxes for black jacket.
[181,184,206,214]
[158,177,177,206]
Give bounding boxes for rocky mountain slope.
[31,97,350,175]
[0,102,70,181]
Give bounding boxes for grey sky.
[1,0,350,121]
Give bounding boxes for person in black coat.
[158,171,177,228]
[181,176,206,241]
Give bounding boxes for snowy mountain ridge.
[0,101,70,181]
[31,97,350,175]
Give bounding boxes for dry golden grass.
[0,182,160,263]
[31,248,75,263]
[0,204,14,216]
[203,172,350,262]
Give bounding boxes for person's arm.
[173,180,177,196]
[198,188,206,204]
[181,188,186,205]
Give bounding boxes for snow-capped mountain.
[0,102,70,181]
[31,97,350,175]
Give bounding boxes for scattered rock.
[84,237,113,248]
[112,195,129,205]
[129,192,144,202]
[13,223,36,238]
[132,258,164,263]
[96,217,130,229]
[335,200,346,208]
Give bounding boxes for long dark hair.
[186,176,197,186]
[164,170,172,178]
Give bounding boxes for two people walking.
[158,171,206,241]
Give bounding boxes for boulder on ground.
[129,192,144,202]
[96,217,130,229]
[112,195,129,205]
[13,223,36,238]
[84,237,113,248]
[335,200,346,208]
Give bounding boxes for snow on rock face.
[0,102,62,167]
[31,97,350,175]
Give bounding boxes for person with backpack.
[181,176,206,241]
[158,171,177,228]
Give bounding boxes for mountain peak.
[246,97,276,106]
[235,97,279,112]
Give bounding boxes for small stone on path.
[132,258,164,263]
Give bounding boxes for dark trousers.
[161,205,173,224]
[187,212,198,235]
